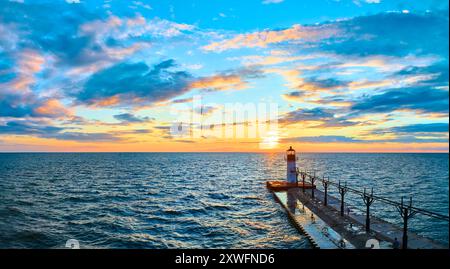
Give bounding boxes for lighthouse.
[286,146,297,184]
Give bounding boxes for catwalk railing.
[297,169,449,249]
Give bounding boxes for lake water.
[0,153,448,248]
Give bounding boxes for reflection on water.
[0,153,448,248]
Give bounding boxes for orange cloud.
[203,24,338,52]
[19,50,45,73]
[94,96,122,107]
[267,69,302,88]
[34,99,72,118]
[87,95,153,108]
[11,76,35,91]
[9,50,45,92]
[190,75,248,91]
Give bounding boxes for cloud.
[282,91,308,102]
[268,68,348,96]
[280,107,335,123]
[190,68,263,91]
[0,24,19,53]
[33,99,72,118]
[320,11,449,58]
[0,50,72,120]
[0,3,192,80]
[0,92,71,119]
[0,2,99,63]
[394,59,449,86]
[382,136,449,143]
[387,123,449,134]
[46,132,119,142]
[313,119,449,145]
[191,74,247,91]
[1,1,448,150]
[74,59,192,107]
[0,50,46,94]
[342,55,449,116]
[114,113,152,123]
[0,93,35,118]
[262,0,284,4]
[1,52,69,119]
[80,15,194,40]
[171,97,193,104]
[203,11,448,56]
[203,24,338,52]
[279,107,356,127]
[296,77,345,92]
[285,136,362,143]
[0,63,16,84]
[351,87,449,115]
[369,123,449,143]
[283,92,353,107]
[230,54,312,66]
[131,1,152,10]
[0,120,138,142]
[120,129,152,135]
[284,134,448,144]
[0,120,63,135]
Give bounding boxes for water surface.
[0,153,448,248]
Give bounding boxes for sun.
[259,131,280,150]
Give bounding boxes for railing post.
[338,181,347,217]
[310,171,316,199]
[363,188,375,233]
[322,176,329,206]
[301,170,306,193]
[403,208,408,249]
[397,197,416,249]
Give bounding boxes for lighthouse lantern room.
[286,146,297,184]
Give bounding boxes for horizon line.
[0,151,448,154]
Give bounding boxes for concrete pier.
[269,187,447,249]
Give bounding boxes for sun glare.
[259,131,280,150]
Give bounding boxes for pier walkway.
[299,188,446,249]
[271,187,447,249]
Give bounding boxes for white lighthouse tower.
[286,146,297,184]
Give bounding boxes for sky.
[0,0,448,152]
